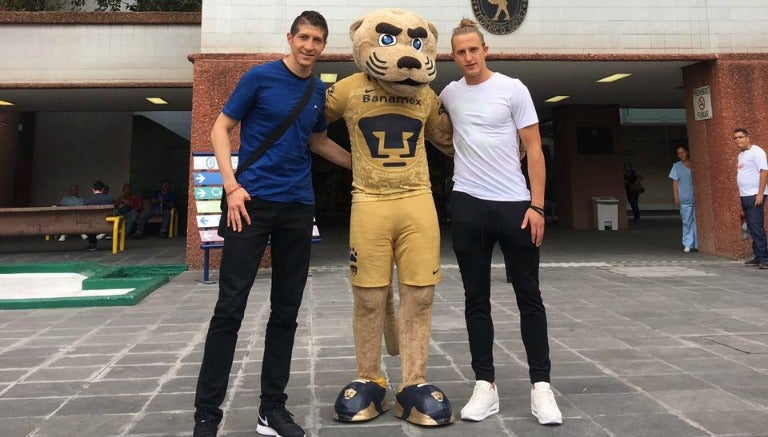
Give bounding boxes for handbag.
[630,181,645,194]
[218,78,316,235]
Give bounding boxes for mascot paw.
[333,380,388,422]
[394,383,455,426]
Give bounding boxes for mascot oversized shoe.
[333,380,388,422]
[394,383,455,426]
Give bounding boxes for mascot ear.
[428,21,438,40]
[349,17,364,40]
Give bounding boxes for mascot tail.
[383,283,399,356]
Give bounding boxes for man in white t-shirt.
[734,128,768,268]
[439,18,562,426]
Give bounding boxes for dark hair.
[290,10,328,41]
[92,180,106,191]
[676,144,690,158]
[734,127,749,136]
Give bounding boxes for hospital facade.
[0,1,767,267]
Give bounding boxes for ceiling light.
[0,100,14,106]
[146,97,168,104]
[544,95,570,103]
[320,73,338,83]
[596,73,632,83]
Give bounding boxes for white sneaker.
[58,235,66,242]
[461,380,499,421]
[96,233,107,240]
[531,382,562,425]
[683,247,691,253]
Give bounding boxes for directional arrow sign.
[192,154,239,170]
[193,155,219,170]
[193,172,223,186]
[196,200,222,213]
[197,214,221,228]
[195,187,224,200]
[200,230,224,243]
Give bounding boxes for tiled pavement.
[1,217,767,436]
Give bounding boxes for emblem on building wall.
[471,0,528,35]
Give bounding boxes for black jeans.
[449,191,551,384]
[194,199,314,423]
[741,194,768,262]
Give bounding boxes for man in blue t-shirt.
[193,10,351,437]
[134,179,176,238]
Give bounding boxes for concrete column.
[682,57,768,259]
[552,105,626,230]
[0,112,19,207]
[186,55,281,269]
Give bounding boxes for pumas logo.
[471,0,528,35]
[344,388,358,399]
[431,391,444,402]
[358,114,422,167]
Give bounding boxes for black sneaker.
[257,406,305,437]
[84,243,97,252]
[745,258,760,266]
[192,419,218,437]
[759,262,768,270]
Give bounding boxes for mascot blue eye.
[378,34,397,47]
[411,38,423,51]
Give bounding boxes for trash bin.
[591,196,619,231]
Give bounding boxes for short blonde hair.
[451,18,486,51]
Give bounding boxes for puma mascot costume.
[327,8,455,426]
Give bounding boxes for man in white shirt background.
[734,128,768,269]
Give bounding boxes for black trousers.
[194,199,314,423]
[449,191,551,384]
[625,187,640,221]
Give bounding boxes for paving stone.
[0,397,64,418]
[2,224,768,436]
[685,410,768,435]
[33,413,135,437]
[623,374,713,392]
[565,392,667,415]
[593,413,708,437]
[57,394,152,415]
[650,389,762,412]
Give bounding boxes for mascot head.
[349,8,439,97]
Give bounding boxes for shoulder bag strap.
[233,77,316,178]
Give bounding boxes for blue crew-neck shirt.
[222,60,327,205]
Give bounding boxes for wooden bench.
[0,205,125,254]
[144,205,179,238]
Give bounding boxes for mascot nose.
[397,56,422,70]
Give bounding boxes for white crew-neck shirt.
[440,72,538,201]
[737,144,768,196]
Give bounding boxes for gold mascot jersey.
[326,72,443,202]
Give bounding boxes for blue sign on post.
[193,172,223,186]
[194,186,224,200]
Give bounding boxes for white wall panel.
[201,0,768,54]
[0,25,199,84]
